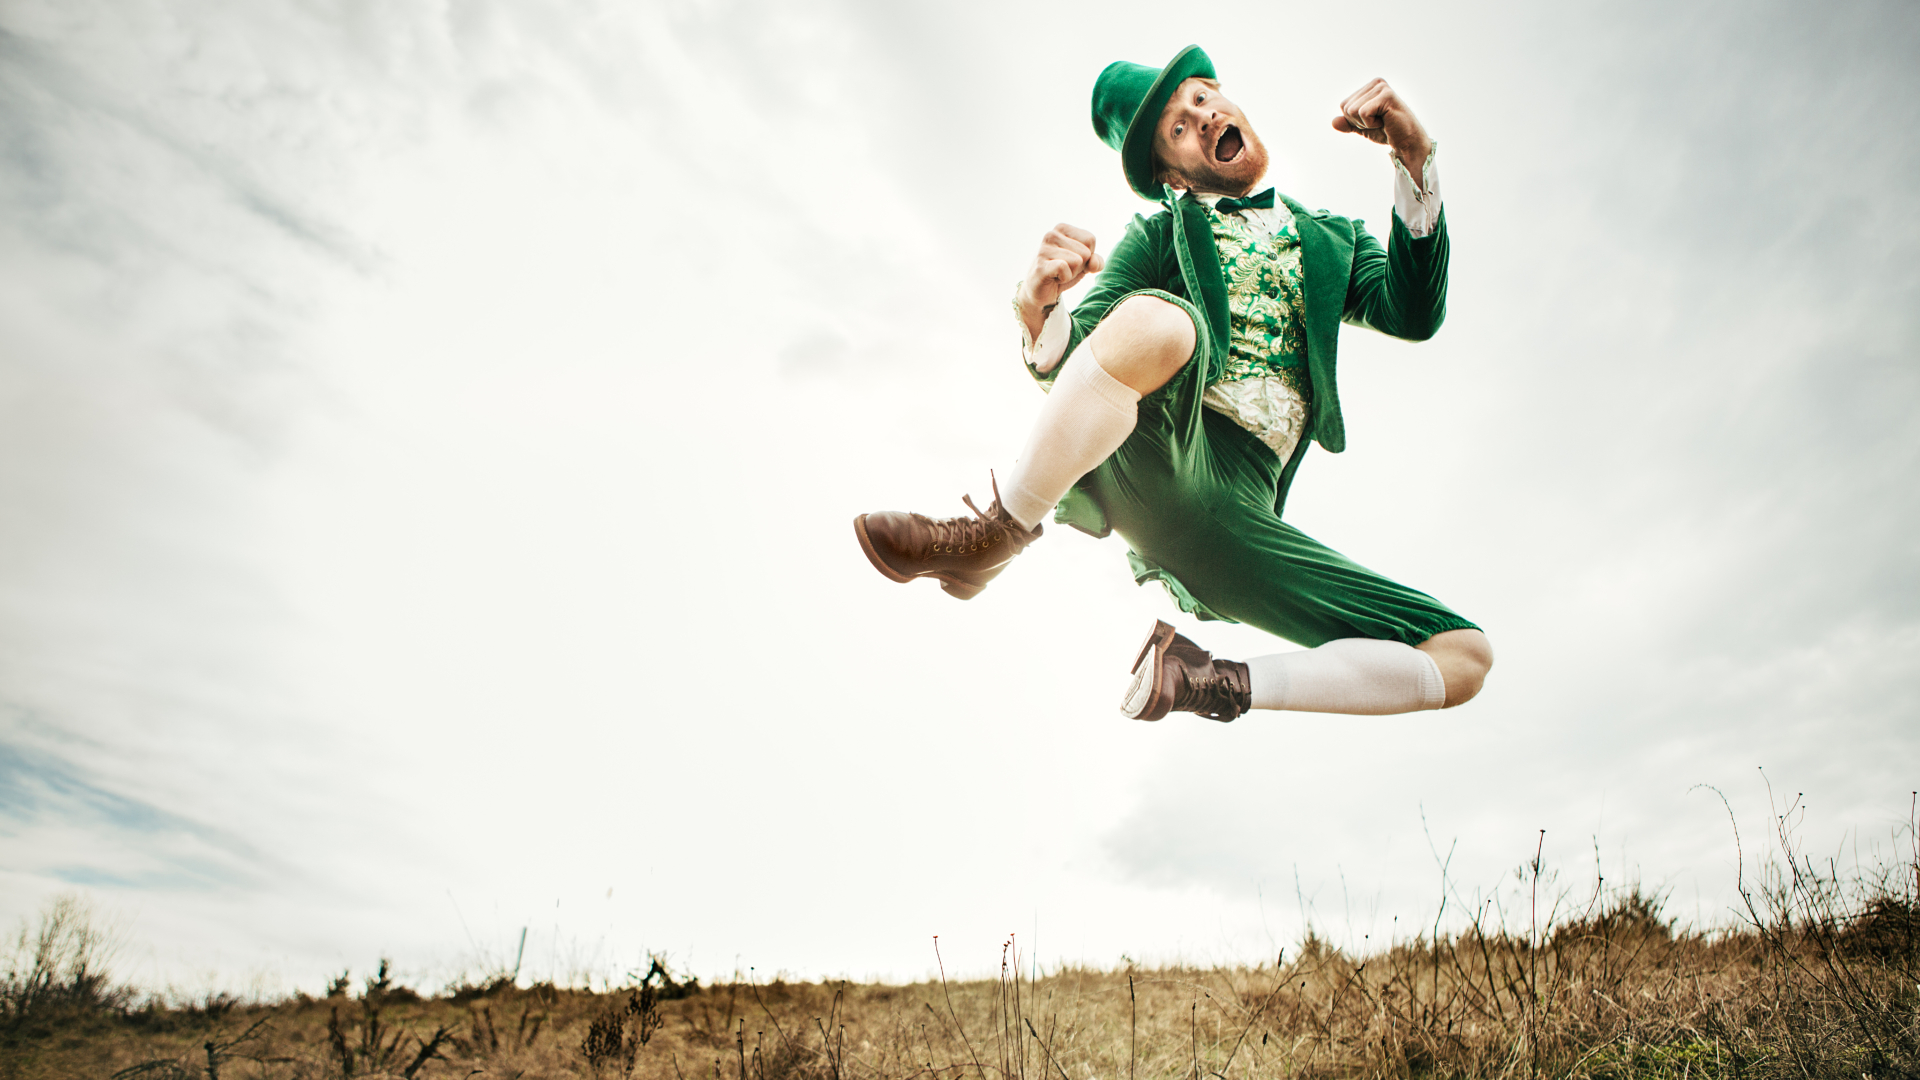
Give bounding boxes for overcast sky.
[2,0,1916,994]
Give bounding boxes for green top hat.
[1091,45,1217,200]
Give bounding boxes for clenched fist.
[1332,78,1431,182]
[1015,223,1104,339]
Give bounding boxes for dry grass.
[7,799,1916,1080]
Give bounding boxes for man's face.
[1151,77,1269,196]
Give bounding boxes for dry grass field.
[7,803,1916,1080]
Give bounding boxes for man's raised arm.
[1333,78,1441,237]
[1013,223,1105,343]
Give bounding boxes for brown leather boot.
[853,478,1043,600]
[1120,619,1252,722]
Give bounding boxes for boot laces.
[1175,666,1244,721]
[928,499,1000,551]
[1176,672,1235,707]
[928,474,1023,554]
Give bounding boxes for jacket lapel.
[1165,186,1232,374]
[1283,193,1352,454]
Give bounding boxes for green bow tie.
[1213,188,1275,214]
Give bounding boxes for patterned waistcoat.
[1201,201,1313,462]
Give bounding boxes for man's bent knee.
[1416,628,1494,709]
[1085,295,1197,396]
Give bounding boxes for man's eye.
[1197,92,1207,104]
[1173,123,1184,136]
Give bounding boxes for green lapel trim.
[1281,193,1351,454]
[1163,185,1231,376]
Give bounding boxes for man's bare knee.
[1416,628,1494,709]
[1085,295,1197,396]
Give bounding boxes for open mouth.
[1214,125,1244,163]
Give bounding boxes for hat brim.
[1121,45,1217,200]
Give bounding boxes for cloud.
[0,735,270,891]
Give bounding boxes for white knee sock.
[1000,346,1141,530]
[1246,638,1447,714]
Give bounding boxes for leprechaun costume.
[855,46,1486,721]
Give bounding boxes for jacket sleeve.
[1340,206,1448,342]
[1025,213,1178,385]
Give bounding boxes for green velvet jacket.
[1028,185,1449,529]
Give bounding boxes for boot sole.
[853,515,991,601]
[1121,619,1178,721]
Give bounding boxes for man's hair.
[1150,77,1222,188]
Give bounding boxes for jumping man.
[854,46,1493,722]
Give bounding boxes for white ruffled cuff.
[1390,140,1442,237]
[1017,291,1072,374]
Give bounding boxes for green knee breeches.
[1074,291,1478,649]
